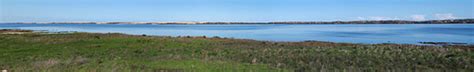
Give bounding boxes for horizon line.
[2,18,473,23]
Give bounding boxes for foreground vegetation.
[0,30,473,71]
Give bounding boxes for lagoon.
[1,23,473,44]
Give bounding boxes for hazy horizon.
[1,0,473,22]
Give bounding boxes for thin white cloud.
[410,15,426,21]
[435,13,457,20]
[357,17,366,20]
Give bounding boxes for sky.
[0,0,473,22]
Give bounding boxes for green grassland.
[0,30,473,71]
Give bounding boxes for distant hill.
[6,19,474,24]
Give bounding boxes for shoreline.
[2,19,473,25]
[2,29,473,46]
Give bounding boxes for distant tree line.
[10,19,474,24]
[269,19,474,24]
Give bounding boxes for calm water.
[1,23,473,44]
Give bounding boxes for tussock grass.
[0,31,472,71]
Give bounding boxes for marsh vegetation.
[0,30,472,71]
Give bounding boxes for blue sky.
[1,0,472,22]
